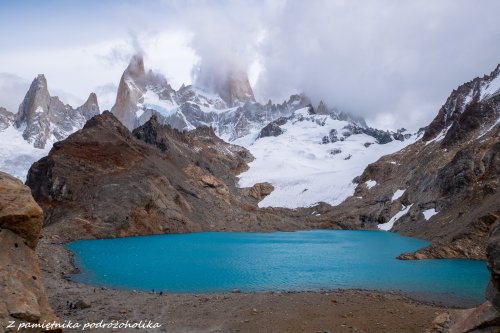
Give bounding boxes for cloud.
[94,83,119,111]
[1,0,499,130]
[174,0,500,129]
[252,0,500,129]
[178,1,266,90]
[0,73,29,112]
[0,72,87,112]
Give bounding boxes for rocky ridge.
[26,112,343,242]
[423,64,500,142]
[329,64,500,260]
[0,172,58,332]
[257,106,411,145]
[0,75,101,181]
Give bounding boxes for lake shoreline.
[64,229,487,308]
[36,235,478,332]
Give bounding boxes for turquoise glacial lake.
[66,230,489,306]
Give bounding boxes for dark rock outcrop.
[26,112,345,242]
[258,117,287,138]
[341,124,408,144]
[0,172,59,332]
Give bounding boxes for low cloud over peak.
[1,0,499,130]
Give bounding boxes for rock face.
[14,74,100,148]
[111,54,146,130]
[243,182,275,201]
[0,172,58,332]
[111,53,178,130]
[26,112,345,242]
[330,64,500,260]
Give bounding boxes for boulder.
[0,173,42,249]
[258,118,287,138]
[0,172,59,332]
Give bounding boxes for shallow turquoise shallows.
[66,230,488,306]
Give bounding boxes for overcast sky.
[0,0,499,130]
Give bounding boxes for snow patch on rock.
[422,208,438,221]
[378,204,413,231]
[391,189,406,202]
[481,74,500,101]
[426,125,452,145]
[365,180,377,189]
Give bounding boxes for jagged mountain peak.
[77,92,100,120]
[9,74,100,149]
[222,68,256,106]
[124,53,146,86]
[84,92,98,105]
[111,54,175,130]
[33,74,48,89]
[15,74,52,130]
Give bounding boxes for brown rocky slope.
[0,172,58,332]
[330,65,500,260]
[26,112,343,242]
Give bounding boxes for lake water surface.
[67,230,488,306]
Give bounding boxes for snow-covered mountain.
[0,74,99,179]
[110,54,369,140]
[106,54,416,208]
[0,54,416,210]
